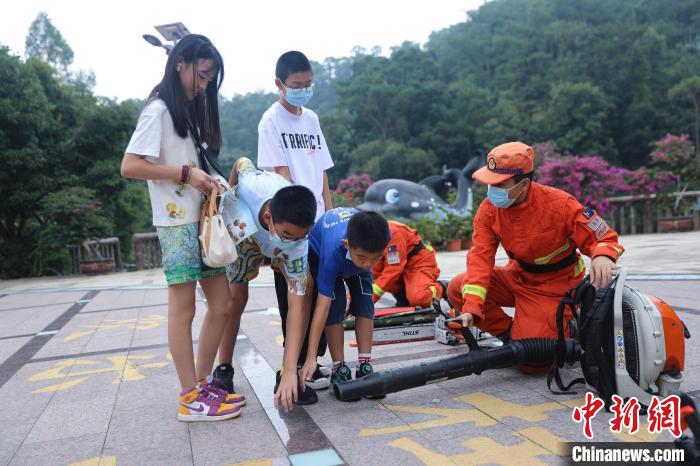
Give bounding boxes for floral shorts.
[225,238,265,284]
[156,223,225,285]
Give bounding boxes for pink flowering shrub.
[536,149,633,214]
[650,134,695,166]
[333,173,374,207]
[534,135,698,216]
[647,134,699,215]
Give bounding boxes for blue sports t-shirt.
[308,207,367,298]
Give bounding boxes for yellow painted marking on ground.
[275,335,284,346]
[32,377,88,394]
[559,397,587,408]
[226,459,273,466]
[29,359,96,382]
[457,392,578,422]
[390,428,559,466]
[360,393,586,437]
[359,403,495,437]
[69,456,117,466]
[29,355,169,393]
[268,320,281,326]
[388,437,455,465]
[65,315,166,341]
[613,428,662,442]
[531,396,660,442]
[516,426,569,456]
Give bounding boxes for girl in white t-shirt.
[121,34,245,422]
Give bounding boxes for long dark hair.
[148,34,224,150]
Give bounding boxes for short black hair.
[269,185,316,227]
[513,172,534,184]
[275,51,312,83]
[346,211,390,253]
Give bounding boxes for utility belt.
[513,249,578,274]
[406,241,425,260]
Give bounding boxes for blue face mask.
[487,181,524,208]
[283,86,313,107]
[268,231,305,251]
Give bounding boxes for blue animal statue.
[357,155,484,220]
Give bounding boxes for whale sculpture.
[357,155,484,220]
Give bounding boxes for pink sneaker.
[178,386,240,422]
[198,379,247,407]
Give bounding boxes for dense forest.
[224,0,700,184]
[1,0,699,277]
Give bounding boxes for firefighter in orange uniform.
[372,221,445,308]
[448,142,624,371]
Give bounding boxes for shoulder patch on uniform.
[586,215,604,232]
[595,222,610,239]
[582,207,595,219]
[386,248,401,265]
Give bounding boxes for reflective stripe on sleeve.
[429,285,437,299]
[372,283,385,297]
[461,284,487,301]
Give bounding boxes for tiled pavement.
[1,231,699,465]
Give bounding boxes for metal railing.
[133,232,162,270]
[607,191,700,235]
[68,237,123,274]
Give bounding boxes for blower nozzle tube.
[333,338,579,401]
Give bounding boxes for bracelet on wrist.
[181,164,190,184]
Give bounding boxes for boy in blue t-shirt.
[299,208,391,396]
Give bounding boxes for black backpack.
[548,276,619,407]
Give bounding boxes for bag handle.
[201,187,219,259]
[207,187,218,217]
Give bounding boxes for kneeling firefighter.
[372,220,445,308]
[448,141,624,372]
[334,268,688,410]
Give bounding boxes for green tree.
[538,82,615,158]
[348,139,438,181]
[219,91,277,172]
[0,46,149,277]
[669,76,700,156]
[25,11,74,76]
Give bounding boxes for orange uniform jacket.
[372,221,440,305]
[459,182,624,320]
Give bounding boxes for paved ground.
[0,231,699,465]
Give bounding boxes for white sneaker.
[305,366,331,390]
[318,364,332,377]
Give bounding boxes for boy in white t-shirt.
[257,51,334,392]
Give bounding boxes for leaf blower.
[334,269,689,405]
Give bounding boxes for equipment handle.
[444,317,481,352]
[460,326,481,352]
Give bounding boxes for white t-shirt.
[125,98,203,226]
[236,168,308,295]
[257,102,334,220]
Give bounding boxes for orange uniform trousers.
[447,262,580,372]
[377,247,442,308]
